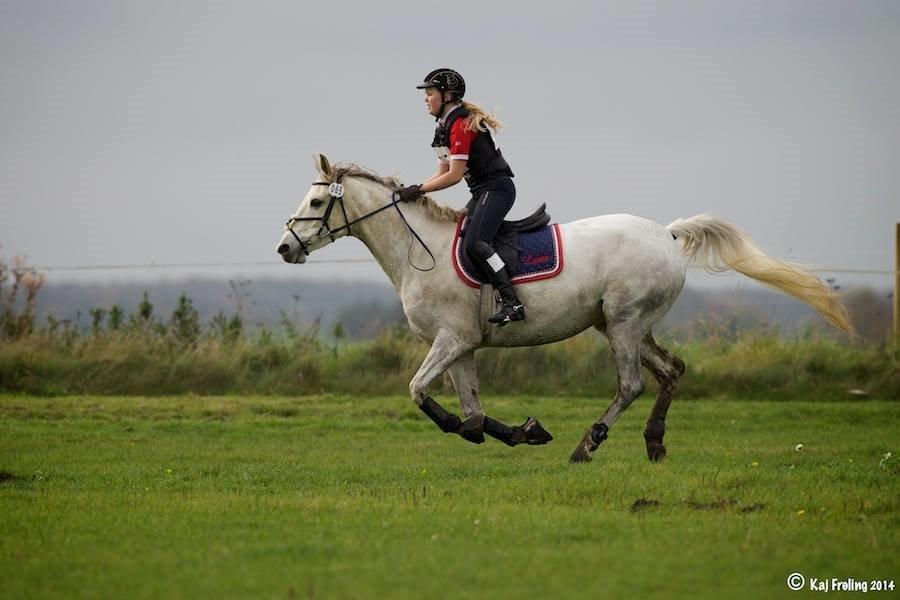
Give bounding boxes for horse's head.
[276,154,355,264]
[277,155,457,269]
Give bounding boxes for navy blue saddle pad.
[452,214,564,288]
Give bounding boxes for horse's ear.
[314,153,333,180]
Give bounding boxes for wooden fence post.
[895,222,900,341]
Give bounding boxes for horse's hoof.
[646,442,667,462]
[459,415,485,444]
[522,417,553,445]
[569,444,593,463]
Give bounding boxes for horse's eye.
[310,198,324,209]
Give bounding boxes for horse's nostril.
[277,243,290,255]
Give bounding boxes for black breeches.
[462,180,516,265]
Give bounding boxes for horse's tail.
[666,213,854,335]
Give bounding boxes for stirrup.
[488,303,526,326]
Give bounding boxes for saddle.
[490,203,552,236]
[454,203,564,288]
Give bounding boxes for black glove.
[397,185,422,202]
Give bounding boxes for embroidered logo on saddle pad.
[452,214,564,289]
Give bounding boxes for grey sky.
[1,0,898,290]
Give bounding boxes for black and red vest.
[431,106,514,192]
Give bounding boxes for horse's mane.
[326,163,463,223]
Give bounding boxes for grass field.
[1,393,898,598]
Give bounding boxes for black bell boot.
[487,267,525,326]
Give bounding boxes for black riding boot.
[474,241,525,326]
[487,266,526,326]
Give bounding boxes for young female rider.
[396,68,525,326]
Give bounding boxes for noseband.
[284,178,436,271]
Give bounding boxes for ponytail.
[460,100,505,133]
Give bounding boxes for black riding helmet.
[416,68,466,99]
[416,69,466,121]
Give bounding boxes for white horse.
[277,155,853,463]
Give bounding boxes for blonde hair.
[460,100,505,133]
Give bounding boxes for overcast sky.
[1,0,897,290]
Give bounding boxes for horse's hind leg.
[640,333,686,461]
[570,318,645,463]
[447,351,553,447]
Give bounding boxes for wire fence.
[33,259,897,275]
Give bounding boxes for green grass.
[1,394,898,599]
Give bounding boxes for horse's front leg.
[410,329,482,444]
[447,350,554,447]
[445,350,487,442]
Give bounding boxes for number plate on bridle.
[328,183,344,198]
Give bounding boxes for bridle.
[284,177,436,271]
[284,178,352,258]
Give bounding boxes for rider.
[397,68,525,325]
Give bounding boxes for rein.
[285,178,436,271]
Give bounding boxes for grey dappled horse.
[277,155,853,463]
